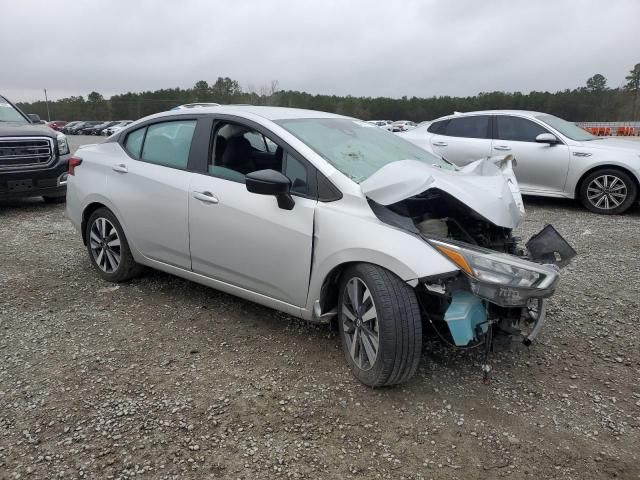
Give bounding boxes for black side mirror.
[535,133,559,145]
[245,169,295,210]
[27,113,41,123]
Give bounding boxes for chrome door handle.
[193,191,219,204]
[493,145,511,151]
[432,141,448,147]
[112,163,128,173]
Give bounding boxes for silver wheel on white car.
[85,207,143,282]
[342,277,380,371]
[586,174,627,210]
[338,263,422,387]
[579,168,637,215]
[89,217,121,273]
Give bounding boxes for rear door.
[430,115,492,165]
[108,118,199,269]
[492,115,571,193]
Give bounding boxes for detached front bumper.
[0,154,70,199]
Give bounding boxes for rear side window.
[141,120,196,169]
[496,116,549,142]
[427,120,449,134]
[443,116,490,139]
[124,128,145,157]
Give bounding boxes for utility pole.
[43,89,51,121]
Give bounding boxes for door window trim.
[196,114,341,201]
[492,115,566,145]
[439,114,492,139]
[116,114,211,172]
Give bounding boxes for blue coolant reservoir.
[444,291,488,346]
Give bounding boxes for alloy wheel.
[89,217,121,273]
[342,277,379,371]
[586,174,627,210]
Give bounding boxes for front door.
[188,120,316,307]
[492,115,571,193]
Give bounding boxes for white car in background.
[104,121,133,136]
[401,110,640,214]
[367,120,393,128]
[390,120,417,132]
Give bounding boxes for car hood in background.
[0,122,58,138]
[577,138,640,152]
[360,158,524,229]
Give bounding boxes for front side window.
[443,116,490,139]
[209,121,313,195]
[0,97,28,123]
[140,120,196,169]
[284,153,309,195]
[276,118,454,183]
[496,116,549,142]
[536,114,596,141]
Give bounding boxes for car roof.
[438,110,546,120]
[153,105,349,121]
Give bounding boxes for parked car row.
[367,119,419,132]
[60,120,133,136]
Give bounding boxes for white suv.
[401,110,640,214]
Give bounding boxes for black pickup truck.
[0,94,71,202]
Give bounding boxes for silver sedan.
[66,106,567,387]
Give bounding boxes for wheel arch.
[309,253,433,321]
[81,202,109,245]
[574,164,640,198]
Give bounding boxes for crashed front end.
[361,156,575,352]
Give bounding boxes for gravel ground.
[1,136,640,479]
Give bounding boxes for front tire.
[85,208,142,282]
[338,264,422,387]
[579,169,637,214]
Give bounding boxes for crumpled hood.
[0,122,57,138]
[360,158,524,229]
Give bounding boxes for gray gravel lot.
[1,136,639,479]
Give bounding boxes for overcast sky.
[3,0,640,102]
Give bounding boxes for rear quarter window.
[124,128,145,158]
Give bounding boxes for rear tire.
[337,263,422,387]
[579,168,637,214]
[85,208,143,282]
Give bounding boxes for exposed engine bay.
[368,184,575,375]
[381,188,520,254]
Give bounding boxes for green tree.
[193,80,210,101]
[624,63,640,120]
[586,74,607,92]
[211,77,242,101]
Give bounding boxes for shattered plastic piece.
[526,224,577,268]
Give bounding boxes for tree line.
[17,63,640,123]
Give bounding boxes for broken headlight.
[427,238,559,306]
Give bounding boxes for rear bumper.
[0,154,70,199]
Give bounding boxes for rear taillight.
[68,157,83,176]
